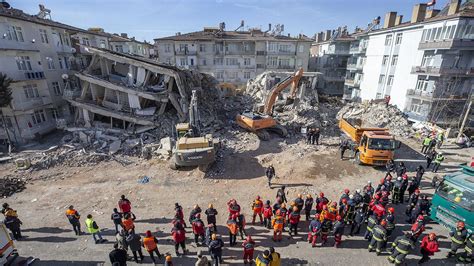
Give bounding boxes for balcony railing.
[175,50,197,55]
[406,89,434,101]
[11,96,53,111]
[344,78,360,87]
[418,39,474,50]
[346,63,363,70]
[411,66,474,77]
[349,46,367,54]
[325,76,345,82]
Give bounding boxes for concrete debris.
[337,102,414,137]
[0,177,26,197]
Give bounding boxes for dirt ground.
[0,134,472,265]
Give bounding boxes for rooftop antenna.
[37,4,51,20]
[234,20,244,31]
[365,16,381,32]
[272,24,284,36]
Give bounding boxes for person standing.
[269,247,281,266]
[288,206,300,236]
[4,213,22,240]
[368,220,387,255]
[192,213,206,246]
[458,233,473,263]
[303,194,314,221]
[109,243,127,266]
[171,222,187,256]
[421,136,431,154]
[419,233,440,264]
[208,233,224,266]
[110,208,123,234]
[339,139,349,160]
[266,165,275,188]
[126,230,144,263]
[350,207,365,236]
[387,232,415,264]
[85,214,105,244]
[118,195,132,215]
[252,196,264,225]
[313,128,321,145]
[426,150,436,169]
[66,205,82,235]
[255,250,271,266]
[227,215,238,246]
[263,200,273,229]
[205,204,218,231]
[437,131,444,149]
[306,127,313,145]
[333,215,345,248]
[432,152,445,173]
[447,221,468,258]
[242,235,256,265]
[276,186,287,203]
[142,230,162,263]
[271,212,284,242]
[189,205,202,225]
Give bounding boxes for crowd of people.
[1,156,472,265]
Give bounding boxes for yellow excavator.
[236,68,304,140]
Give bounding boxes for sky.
[11,0,451,42]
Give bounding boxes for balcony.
[418,39,474,50]
[411,66,474,77]
[325,76,345,82]
[323,63,347,69]
[175,50,197,55]
[406,89,434,101]
[349,46,367,54]
[226,50,255,55]
[267,50,296,55]
[11,96,53,111]
[344,78,360,87]
[346,63,363,71]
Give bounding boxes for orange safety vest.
[227,220,238,235]
[143,236,157,251]
[65,209,78,217]
[272,216,284,231]
[122,219,134,231]
[253,200,263,213]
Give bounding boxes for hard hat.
[380,220,387,227]
[342,198,347,204]
[323,205,328,211]
[397,177,402,181]
[368,180,372,184]
[293,206,298,211]
[388,207,395,213]
[314,213,320,219]
[417,215,424,221]
[349,194,354,199]
[281,203,286,208]
[146,230,152,237]
[307,194,312,198]
[457,221,465,228]
[428,233,436,240]
[344,189,350,194]
[356,189,361,193]
[415,189,420,194]
[320,192,325,197]
[166,255,172,262]
[195,213,201,218]
[439,152,443,155]
[246,235,253,242]
[336,215,342,221]
[256,195,260,200]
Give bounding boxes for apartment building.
[109,33,153,58]
[154,25,311,85]
[346,0,473,127]
[309,28,352,95]
[344,34,369,100]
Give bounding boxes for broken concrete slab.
[109,140,122,154]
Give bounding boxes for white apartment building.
[109,33,153,58]
[154,26,311,85]
[346,0,473,127]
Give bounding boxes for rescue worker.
[109,243,127,266]
[327,202,339,221]
[227,199,241,217]
[339,139,349,160]
[269,247,281,266]
[227,214,238,246]
[396,162,407,177]
[142,230,162,263]
[255,250,271,266]
[421,136,431,154]
[386,159,396,177]
[242,235,256,265]
[371,199,386,218]
[192,213,206,246]
[278,203,288,229]
[419,232,440,264]
[405,189,420,217]
[361,191,371,214]
[306,127,313,144]
[380,190,390,207]
[271,212,284,242]
[118,195,132,215]
[205,204,218,231]
[122,213,136,234]
[350,207,365,236]
[364,214,378,241]
[313,127,321,145]
[458,233,473,263]
[409,195,430,223]
[263,200,273,229]
[266,165,275,187]
[288,206,300,236]
[363,181,375,197]
[126,230,145,263]
[344,195,356,225]
[294,194,304,213]
[110,208,123,234]
[400,174,409,203]
[320,216,332,245]
[171,222,186,256]
[333,215,345,248]
[1,203,17,217]
[385,207,395,238]
[339,189,350,206]
[437,131,444,148]
[174,203,186,227]
[237,213,247,240]
[410,215,425,241]
[272,200,281,215]
[85,214,105,244]
[189,204,202,225]
[205,224,216,246]
[316,192,329,213]
[116,229,128,251]
[415,165,425,184]
[391,177,402,204]
[165,255,173,266]
[426,149,436,169]
[66,205,82,235]
[339,198,347,221]
[447,221,468,258]
[276,186,287,203]
[388,231,415,265]
[304,194,314,221]
[208,233,224,266]
[427,137,437,153]
[368,219,387,255]
[4,212,22,240]
[308,214,322,247]
[432,151,444,173]
[406,177,419,201]
[353,189,363,206]
[252,196,264,225]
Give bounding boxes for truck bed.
[339,118,388,143]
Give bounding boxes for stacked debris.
[0,176,26,197]
[337,102,414,137]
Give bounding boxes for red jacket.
[263,206,273,218]
[118,199,131,213]
[420,236,439,255]
[242,240,255,251]
[192,219,205,235]
[411,222,425,238]
[172,228,186,243]
[288,211,300,225]
[372,204,385,217]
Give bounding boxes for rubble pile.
[0,177,26,197]
[337,102,414,137]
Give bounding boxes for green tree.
[0,72,13,151]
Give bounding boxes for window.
[63,56,69,69]
[299,45,304,53]
[179,44,187,52]
[395,33,403,45]
[180,58,187,66]
[115,45,124,53]
[391,55,398,66]
[226,58,239,65]
[449,25,456,39]
[384,35,392,46]
[378,74,385,84]
[268,42,278,51]
[51,108,59,120]
[58,57,64,69]
[215,72,223,79]
[437,181,474,211]
[99,40,106,48]
[16,56,32,71]
[199,44,206,52]
[39,29,48,43]
[46,57,55,70]
[201,59,207,66]
[435,27,442,40]
[429,28,436,41]
[244,58,251,66]
[279,44,290,52]
[7,26,24,42]
[387,75,394,86]
[164,44,171,53]
[243,43,250,52]
[31,110,47,125]
[23,84,39,99]
[52,82,61,95]
[213,58,223,65]
[244,72,251,79]
[268,56,278,66]
[81,37,90,46]
[278,58,290,66]
[297,58,303,67]
[227,72,238,79]
[382,55,389,65]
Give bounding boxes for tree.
[0,72,13,152]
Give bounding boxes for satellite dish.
[61,74,69,80]
[71,47,76,53]
[1,1,11,8]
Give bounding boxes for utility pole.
[457,96,473,139]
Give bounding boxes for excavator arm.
[263,68,304,115]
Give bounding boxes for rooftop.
[154,29,313,42]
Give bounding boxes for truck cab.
[430,165,474,233]
[0,222,16,265]
[356,131,399,165]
